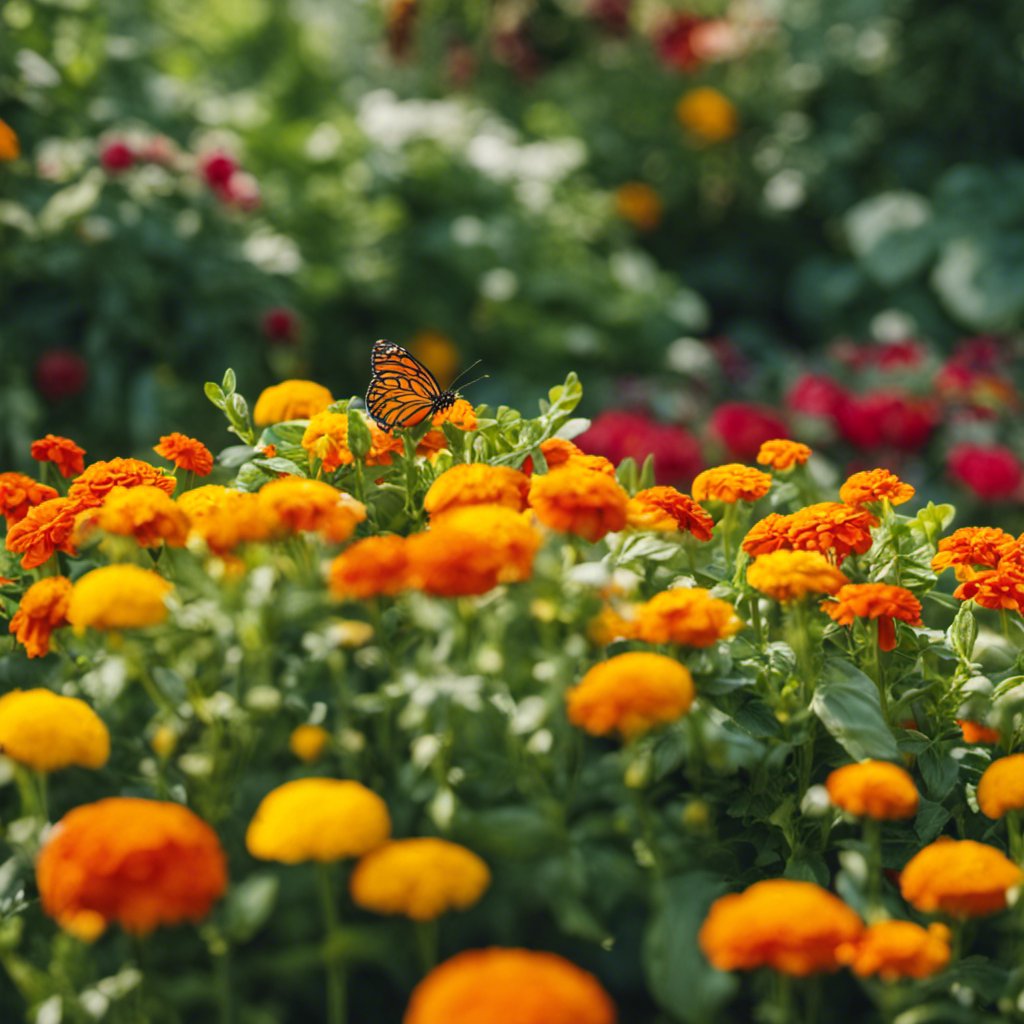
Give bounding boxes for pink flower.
[201,151,237,188]
[575,410,703,485]
[99,140,134,174]
[709,403,788,462]
[947,443,1024,501]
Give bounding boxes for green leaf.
[811,659,899,761]
[221,367,237,396]
[615,457,638,493]
[918,745,960,800]
[204,382,226,411]
[637,453,656,490]
[908,502,956,547]
[347,408,373,460]
[224,873,279,942]
[948,603,978,662]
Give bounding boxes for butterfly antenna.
[453,372,489,394]
[448,359,483,389]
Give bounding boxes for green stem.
[414,919,438,975]
[35,770,49,823]
[1008,809,1023,864]
[863,816,883,920]
[316,864,348,1024]
[869,636,889,724]
[209,932,233,1024]
[719,502,737,564]
[748,594,765,652]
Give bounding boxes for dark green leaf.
[811,659,899,761]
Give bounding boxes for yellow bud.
[289,724,330,763]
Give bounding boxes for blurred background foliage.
[4,0,1024,511]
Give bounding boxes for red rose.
[836,392,938,451]
[947,443,1024,501]
[200,152,237,188]
[261,307,300,344]
[709,402,788,462]
[575,410,703,485]
[34,349,89,402]
[785,374,847,419]
[99,140,134,174]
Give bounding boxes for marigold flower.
[5,497,79,568]
[958,719,1001,744]
[350,838,491,921]
[698,879,863,976]
[403,948,616,1024]
[900,838,1023,917]
[522,438,584,475]
[66,565,173,633]
[37,797,227,939]
[837,921,951,981]
[329,535,410,598]
[0,688,109,771]
[301,412,404,471]
[246,778,391,863]
[528,465,629,543]
[252,379,335,426]
[186,489,282,553]
[613,182,663,231]
[257,478,366,543]
[977,754,1024,819]
[153,433,214,476]
[691,464,772,504]
[425,464,530,519]
[432,397,477,431]
[932,526,1018,581]
[747,550,849,602]
[742,512,794,557]
[589,605,638,645]
[31,435,86,478]
[9,576,72,658]
[756,439,812,471]
[567,652,695,739]
[68,458,176,507]
[822,583,923,652]
[625,487,713,540]
[839,469,915,508]
[565,453,617,476]
[0,472,59,527]
[785,502,878,563]
[825,761,919,820]
[953,562,1024,615]
[634,588,743,647]
[289,724,330,763]
[676,87,739,144]
[177,484,228,518]
[0,118,19,161]
[95,485,190,548]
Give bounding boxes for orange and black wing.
[366,340,455,431]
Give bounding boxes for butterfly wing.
[367,339,455,430]
[365,374,439,431]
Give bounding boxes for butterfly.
[365,339,463,432]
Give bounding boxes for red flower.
[99,140,134,174]
[947,443,1024,501]
[835,392,938,451]
[653,12,706,71]
[587,0,631,34]
[575,410,703,485]
[873,340,927,370]
[200,151,237,188]
[709,403,788,462]
[34,350,88,402]
[786,375,847,419]
[261,307,300,344]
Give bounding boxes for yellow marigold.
[153,433,214,476]
[821,583,923,652]
[698,879,863,976]
[977,754,1024,819]
[424,464,530,519]
[0,688,109,771]
[635,588,743,647]
[589,605,638,645]
[756,439,812,471]
[528,465,630,543]
[31,435,86,478]
[329,534,409,598]
[900,838,1023,917]
[5,497,80,568]
[257,477,366,543]
[567,652,694,739]
[68,457,176,507]
[746,550,850,602]
[177,484,229,518]
[953,562,1024,615]
[0,472,59,527]
[95,485,190,548]
[613,181,663,231]
[246,778,391,863]
[825,761,919,820]
[252,379,335,427]
[66,565,173,633]
[432,397,477,431]
[523,438,584,474]
[37,797,227,939]
[9,576,72,658]
[837,921,951,981]
[625,487,714,540]
[289,724,330,763]
[692,464,772,504]
[839,468,915,507]
[676,87,739,144]
[403,948,616,1024]
[350,838,491,921]
[185,489,281,553]
[959,719,1001,744]
[0,118,19,161]
[932,526,1019,581]
[409,330,459,388]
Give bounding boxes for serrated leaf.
[811,659,899,761]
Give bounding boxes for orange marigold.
[5,497,79,568]
[252,379,335,426]
[953,562,1024,615]
[741,512,793,557]
[625,487,714,540]
[567,453,617,477]
[692,464,772,504]
[9,576,72,658]
[977,754,1024,819]
[932,526,1019,581]
[567,652,695,739]
[350,838,491,920]
[522,438,584,474]
[958,719,1001,745]
[177,484,229,518]
[698,879,863,976]
[0,472,59,527]
[746,550,849,602]
[186,490,281,554]
[756,439,812,471]
[900,838,1023,917]
[302,412,404,471]
[153,433,214,476]
[837,921,951,981]
[95,485,190,548]
[329,535,410,599]
[785,502,878,564]
[31,435,86,478]
[257,478,366,543]
[425,464,530,519]
[432,397,478,431]
[825,761,919,819]
[589,605,638,645]
[634,588,743,647]
[528,465,629,543]
[821,583,923,652]
[839,468,915,508]
[66,565,173,633]
[68,458,176,507]
[403,948,616,1024]
[614,181,663,231]
[37,797,227,939]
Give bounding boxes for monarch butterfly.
[365,339,466,432]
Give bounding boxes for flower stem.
[316,864,348,1024]
[863,816,883,920]
[414,919,438,975]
